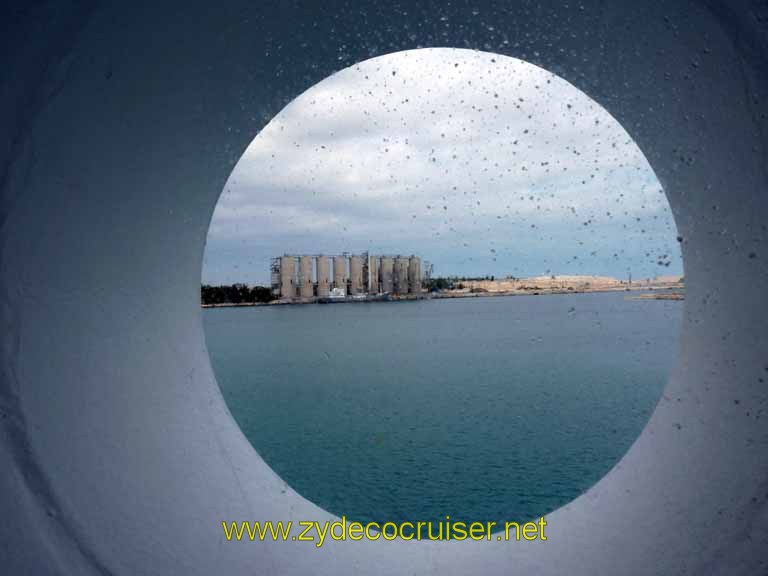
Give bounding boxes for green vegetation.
[423,277,455,291]
[201,284,276,305]
[423,276,493,291]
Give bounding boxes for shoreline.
[202,284,684,308]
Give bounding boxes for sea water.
[203,291,682,525]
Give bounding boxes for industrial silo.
[394,257,409,294]
[349,255,364,295]
[408,256,422,293]
[279,255,296,300]
[299,255,314,298]
[380,257,394,293]
[333,256,347,295]
[367,255,379,294]
[316,255,331,298]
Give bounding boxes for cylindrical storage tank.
[349,255,364,295]
[280,256,296,300]
[408,256,422,294]
[395,257,409,294]
[316,256,331,298]
[333,256,347,295]
[299,256,314,298]
[368,255,379,294]
[380,257,394,293]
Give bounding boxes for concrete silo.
[349,255,364,295]
[279,255,296,300]
[394,257,409,294]
[333,256,347,295]
[298,255,314,298]
[408,256,422,294]
[367,255,379,294]
[380,257,394,293]
[316,255,331,298]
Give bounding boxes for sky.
[202,48,682,285]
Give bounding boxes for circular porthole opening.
[201,48,684,531]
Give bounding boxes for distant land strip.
[201,275,684,307]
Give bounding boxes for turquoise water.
[203,292,682,526]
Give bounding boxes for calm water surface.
[204,292,682,526]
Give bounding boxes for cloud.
[203,48,681,285]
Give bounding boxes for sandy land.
[435,274,684,299]
[626,292,685,301]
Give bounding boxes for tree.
[423,277,453,292]
[201,284,277,305]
